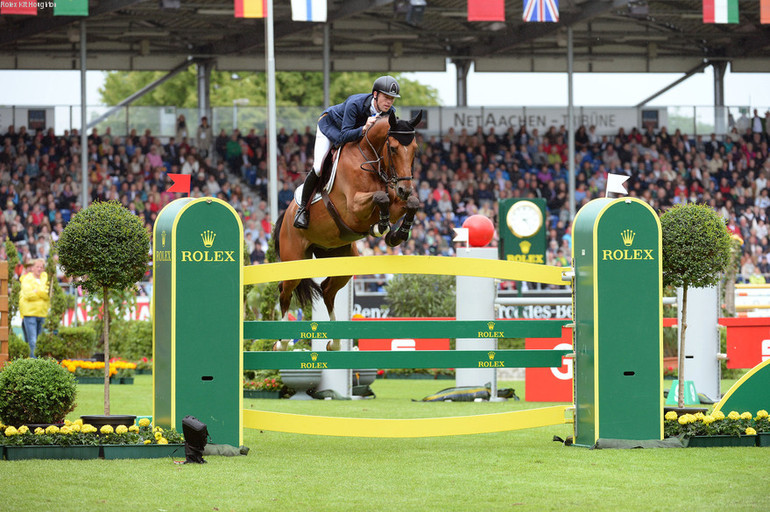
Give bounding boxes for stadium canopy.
[1,0,768,79]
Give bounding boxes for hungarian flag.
[235,0,266,18]
[703,0,738,24]
[467,0,504,22]
[523,0,559,23]
[54,0,89,16]
[291,0,326,22]
[762,0,770,24]
[0,2,37,15]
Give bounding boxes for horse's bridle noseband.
[360,126,415,190]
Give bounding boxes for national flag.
[0,2,37,15]
[761,0,770,24]
[234,0,266,18]
[167,174,191,195]
[703,0,738,24]
[291,0,326,22]
[523,0,559,23]
[54,0,89,16]
[467,0,504,22]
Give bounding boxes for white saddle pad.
[294,149,341,206]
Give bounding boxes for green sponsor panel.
[244,319,568,341]
[153,199,192,431]
[573,198,662,447]
[499,198,547,264]
[244,349,571,371]
[153,198,243,446]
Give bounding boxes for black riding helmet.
[372,76,401,98]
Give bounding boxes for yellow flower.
[116,425,128,435]
[138,418,151,427]
[100,425,114,434]
[154,426,164,433]
[144,439,152,444]
[64,420,72,427]
[129,425,139,433]
[746,427,757,436]
[665,411,678,421]
[34,427,45,435]
[60,426,72,435]
[158,437,168,445]
[757,410,769,419]
[73,419,83,426]
[713,410,725,421]
[154,431,162,440]
[70,423,81,432]
[741,412,753,420]
[694,412,705,420]
[728,411,740,421]
[18,425,29,435]
[678,415,690,425]
[82,424,97,433]
[46,425,59,434]
[5,426,18,436]
[703,415,715,425]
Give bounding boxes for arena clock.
[506,200,544,238]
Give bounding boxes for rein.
[359,125,415,190]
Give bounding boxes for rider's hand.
[363,114,378,135]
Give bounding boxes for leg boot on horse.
[294,171,320,229]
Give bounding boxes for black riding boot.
[293,171,320,229]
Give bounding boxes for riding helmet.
[372,76,401,98]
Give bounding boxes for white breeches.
[313,125,331,176]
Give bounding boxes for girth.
[321,190,369,242]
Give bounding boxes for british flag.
[522,0,559,23]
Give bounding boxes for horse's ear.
[388,110,397,129]
[409,110,423,129]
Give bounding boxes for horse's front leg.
[368,190,391,237]
[386,196,420,247]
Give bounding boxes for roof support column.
[712,60,728,136]
[80,20,89,211]
[453,59,470,107]
[197,59,213,127]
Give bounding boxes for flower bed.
[1,417,185,460]
[60,359,137,380]
[665,409,770,447]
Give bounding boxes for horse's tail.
[272,210,323,309]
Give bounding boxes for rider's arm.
[337,95,370,145]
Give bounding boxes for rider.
[293,75,401,229]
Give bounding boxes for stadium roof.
[1,0,768,73]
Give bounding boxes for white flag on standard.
[291,0,327,22]
[453,227,469,245]
[606,173,630,196]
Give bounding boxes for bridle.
[359,120,415,191]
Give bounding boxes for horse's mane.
[368,113,416,146]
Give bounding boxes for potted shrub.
[660,204,732,408]
[0,358,76,426]
[56,200,150,416]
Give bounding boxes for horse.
[272,110,422,322]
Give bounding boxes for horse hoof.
[272,341,286,351]
[326,340,341,351]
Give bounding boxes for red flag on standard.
[467,0,504,22]
[167,174,191,194]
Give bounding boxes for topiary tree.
[0,358,77,425]
[56,201,150,415]
[660,204,732,408]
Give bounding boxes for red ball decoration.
[462,215,495,247]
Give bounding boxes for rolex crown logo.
[488,351,495,360]
[161,230,167,247]
[487,321,495,330]
[310,322,318,332]
[519,240,531,254]
[311,352,318,362]
[201,230,216,248]
[621,229,635,247]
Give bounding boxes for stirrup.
[293,206,309,229]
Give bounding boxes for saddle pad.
[293,149,341,206]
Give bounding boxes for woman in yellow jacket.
[20,258,50,358]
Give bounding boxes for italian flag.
[703,0,738,24]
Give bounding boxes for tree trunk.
[677,284,688,409]
[103,285,111,416]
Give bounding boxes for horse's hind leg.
[386,195,420,247]
[368,190,391,237]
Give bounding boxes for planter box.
[4,445,100,460]
[686,435,757,448]
[135,369,152,375]
[76,376,134,385]
[243,390,280,399]
[757,433,770,447]
[384,373,453,380]
[101,444,184,459]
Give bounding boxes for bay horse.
[273,110,422,322]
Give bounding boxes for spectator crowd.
[2,106,770,287]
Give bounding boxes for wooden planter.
[4,445,100,460]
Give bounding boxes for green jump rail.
[243,319,569,341]
[243,349,572,370]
